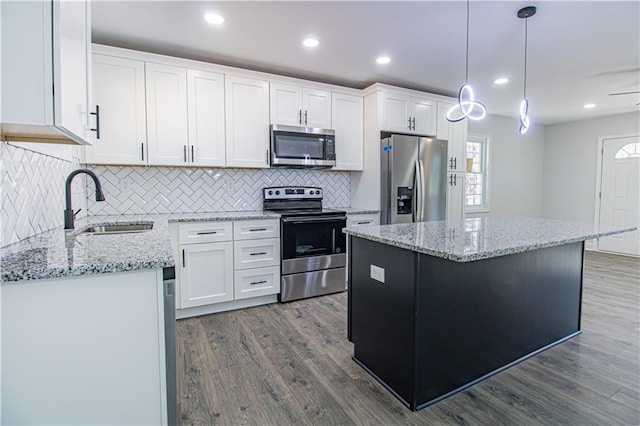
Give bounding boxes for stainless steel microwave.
[270,124,336,169]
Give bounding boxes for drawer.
[233,219,280,241]
[347,213,379,227]
[233,238,280,270]
[179,221,233,244]
[234,266,280,300]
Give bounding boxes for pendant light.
[518,6,537,134]
[447,0,487,122]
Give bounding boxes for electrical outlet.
[119,178,131,192]
[370,265,385,283]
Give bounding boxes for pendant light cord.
[465,0,470,84]
[523,17,528,99]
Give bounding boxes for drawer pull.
[356,221,370,225]
[249,228,267,232]
[250,252,267,256]
[196,231,218,235]
[250,280,267,286]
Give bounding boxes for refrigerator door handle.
[413,160,420,222]
[418,160,426,220]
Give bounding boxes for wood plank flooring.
[177,251,640,425]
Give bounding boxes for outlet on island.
[370,265,385,283]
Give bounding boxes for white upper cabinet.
[85,55,147,165]
[332,92,364,171]
[270,82,331,128]
[381,91,436,136]
[1,0,92,145]
[225,75,270,168]
[145,62,189,166]
[437,101,468,172]
[187,69,226,167]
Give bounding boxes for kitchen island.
[343,216,635,411]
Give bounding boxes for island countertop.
[0,211,281,283]
[343,216,636,262]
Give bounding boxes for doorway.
[597,135,639,256]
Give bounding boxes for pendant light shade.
[518,6,537,134]
[447,0,487,122]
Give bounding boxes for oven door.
[281,215,346,274]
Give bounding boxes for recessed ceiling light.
[494,77,509,85]
[376,56,391,65]
[303,38,319,48]
[584,103,596,109]
[204,13,225,25]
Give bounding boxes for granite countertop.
[343,216,636,262]
[341,208,380,215]
[0,211,280,283]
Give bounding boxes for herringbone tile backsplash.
[86,166,351,215]
[1,143,87,247]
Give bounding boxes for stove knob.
[315,190,320,195]
[268,190,273,195]
[275,190,280,195]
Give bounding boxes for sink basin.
[79,223,154,235]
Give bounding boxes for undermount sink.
[79,223,154,235]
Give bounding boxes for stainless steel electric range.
[263,186,347,302]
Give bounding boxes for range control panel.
[263,186,322,200]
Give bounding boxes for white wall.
[542,112,640,223]
[468,114,545,218]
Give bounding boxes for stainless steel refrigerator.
[380,134,448,224]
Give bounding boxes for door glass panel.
[282,220,346,260]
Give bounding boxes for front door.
[598,136,640,256]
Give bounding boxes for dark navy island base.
[347,236,584,411]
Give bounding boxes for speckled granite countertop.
[343,216,636,262]
[0,211,280,283]
[341,208,380,215]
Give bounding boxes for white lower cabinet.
[346,213,379,227]
[180,241,234,308]
[234,266,280,300]
[177,219,280,317]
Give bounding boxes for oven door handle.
[281,215,347,224]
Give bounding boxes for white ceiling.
[92,1,640,126]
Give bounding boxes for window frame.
[464,134,491,213]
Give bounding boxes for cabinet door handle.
[249,228,267,232]
[356,221,370,225]
[182,249,185,268]
[90,105,100,139]
[191,146,194,162]
[249,252,267,256]
[454,174,457,186]
[196,231,217,235]
[408,117,412,129]
[250,280,267,286]
[449,174,453,186]
[183,145,187,162]
[266,149,269,165]
[304,110,308,125]
[141,143,145,161]
[453,157,457,170]
[411,117,416,130]
[299,109,302,124]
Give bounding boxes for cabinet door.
[145,62,189,166]
[448,118,468,172]
[187,69,226,167]
[410,96,436,136]
[381,92,411,133]
[53,0,91,143]
[270,82,303,126]
[180,242,234,308]
[86,54,146,165]
[225,75,270,168]
[446,172,465,222]
[332,93,363,171]
[436,101,453,141]
[302,88,331,128]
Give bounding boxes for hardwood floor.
[177,251,640,425]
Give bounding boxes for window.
[465,135,489,211]
[614,142,640,159]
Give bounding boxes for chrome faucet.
[64,169,105,230]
